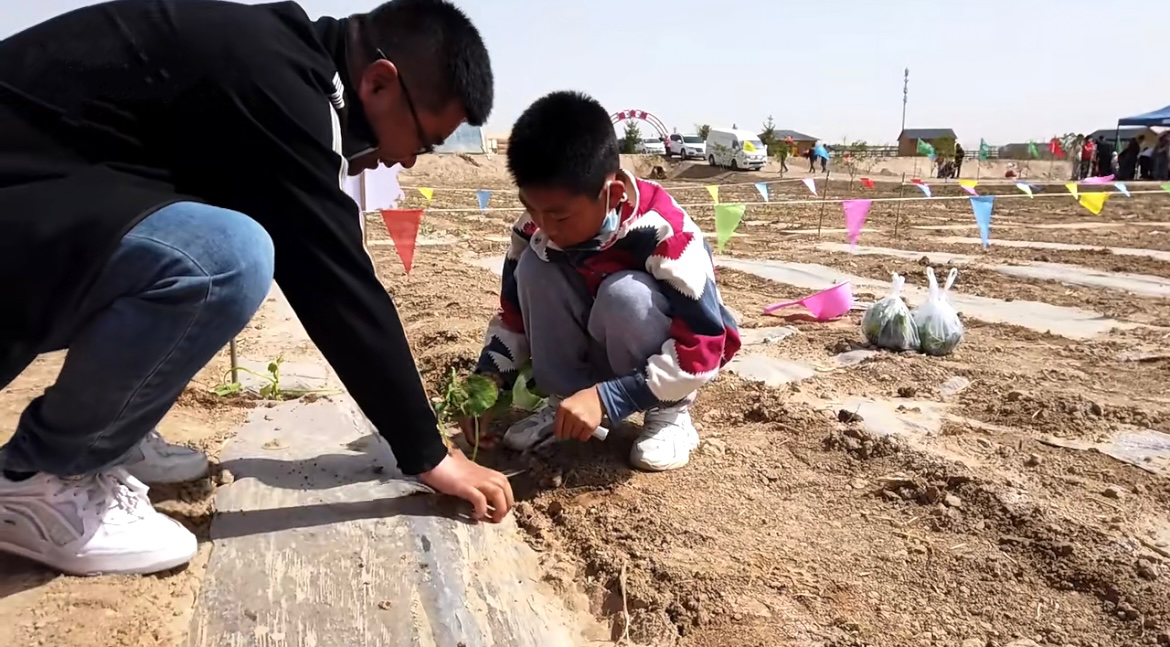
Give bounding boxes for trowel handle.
[592,426,609,441]
[763,298,803,314]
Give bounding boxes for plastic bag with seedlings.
[913,267,964,356]
[861,272,920,351]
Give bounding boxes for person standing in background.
[1079,135,1095,180]
[1118,138,1140,181]
[1094,135,1114,178]
[953,143,965,178]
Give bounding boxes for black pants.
[1139,156,1154,180]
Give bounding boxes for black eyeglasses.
[374,48,434,156]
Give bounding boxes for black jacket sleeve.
[180,63,449,476]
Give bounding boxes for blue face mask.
[595,207,620,240]
[594,181,623,241]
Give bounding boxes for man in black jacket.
[0,0,513,576]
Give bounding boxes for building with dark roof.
[897,128,958,156]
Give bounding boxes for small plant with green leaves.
[432,366,546,461]
[432,368,499,462]
[213,354,331,401]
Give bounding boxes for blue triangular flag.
[1114,182,1130,197]
[754,182,769,202]
[970,196,994,249]
[476,189,492,211]
[913,183,932,198]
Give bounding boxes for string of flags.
[371,181,1170,272]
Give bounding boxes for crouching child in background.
[465,91,740,471]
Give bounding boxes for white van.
[705,128,767,171]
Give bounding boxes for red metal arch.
[610,109,669,140]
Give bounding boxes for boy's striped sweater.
[475,171,741,421]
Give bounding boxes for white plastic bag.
[861,273,920,351]
[913,267,964,356]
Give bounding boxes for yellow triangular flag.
[706,185,719,203]
[958,179,977,189]
[1077,192,1108,216]
[418,187,434,201]
[1064,182,1079,199]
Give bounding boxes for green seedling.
[433,368,499,462]
[213,354,330,401]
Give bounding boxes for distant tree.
[932,136,957,158]
[758,116,779,150]
[695,124,711,139]
[621,121,642,154]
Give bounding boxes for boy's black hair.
[507,91,620,195]
[362,0,493,126]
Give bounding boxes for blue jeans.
[1,202,274,476]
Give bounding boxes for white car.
[705,127,767,171]
[635,137,666,155]
[667,134,706,160]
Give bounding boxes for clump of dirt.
[824,425,907,460]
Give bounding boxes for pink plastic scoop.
[763,282,854,321]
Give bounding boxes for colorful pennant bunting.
[714,204,746,251]
[706,185,720,203]
[476,189,492,211]
[1114,182,1130,197]
[1015,182,1034,197]
[380,209,425,273]
[755,182,770,202]
[958,179,978,196]
[1077,192,1108,216]
[913,183,932,198]
[417,187,434,201]
[970,196,994,249]
[801,178,817,196]
[842,200,872,250]
[1064,182,1079,199]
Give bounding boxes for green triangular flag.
[1162,182,1170,195]
[714,203,746,251]
[978,138,990,161]
[1028,141,1040,158]
[916,138,934,157]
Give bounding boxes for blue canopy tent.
[1118,105,1170,127]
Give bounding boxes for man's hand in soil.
[555,386,604,442]
[418,451,514,522]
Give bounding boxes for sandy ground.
[0,298,292,647]
[2,154,1168,646]
[384,158,1170,646]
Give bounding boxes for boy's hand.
[418,451,514,522]
[458,412,499,449]
[555,386,604,442]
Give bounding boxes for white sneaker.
[630,408,699,472]
[0,468,198,576]
[503,398,561,451]
[121,430,209,484]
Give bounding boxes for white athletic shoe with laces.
[503,397,562,451]
[121,430,209,485]
[0,467,197,575]
[630,408,699,472]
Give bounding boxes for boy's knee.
[591,271,669,334]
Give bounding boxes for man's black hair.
[362,0,493,126]
[507,91,620,195]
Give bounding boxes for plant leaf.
[462,374,499,416]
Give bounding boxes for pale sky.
[5,0,1169,146]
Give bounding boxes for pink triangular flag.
[380,209,424,273]
[1081,174,1115,185]
[802,177,818,196]
[842,200,872,250]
